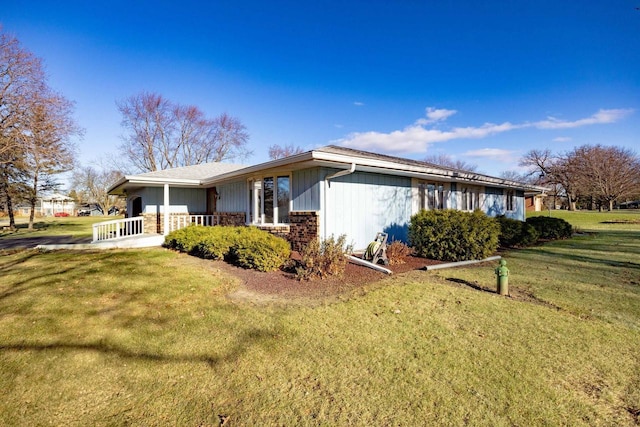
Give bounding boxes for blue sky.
[3,0,639,177]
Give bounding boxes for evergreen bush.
[526,216,573,240]
[164,225,213,254]
[408,209,500,262]
[230,227,291,272]
[164,225,291,272]
[497,215,540,247]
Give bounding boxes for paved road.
[0,235,92,250]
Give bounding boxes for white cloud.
[464,148,516,162]
[353,101,364,107]
[534,108,634,129]
[553,136,572,142]
[338,107,634,154]
[415,107,457,125]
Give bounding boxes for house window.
[249,175,291,225]
[277,176,290,223]
[263,177,274,223]
[419,182,445,210]
[506,190,515,211]
[461,187,480,211]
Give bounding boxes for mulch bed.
[215,255,443,301]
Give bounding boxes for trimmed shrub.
[408,209,500,262]
[296,234,351,280]
[229,227,291,272]
[526,216,573,240]
[164,225,213,254]
[497,215,540,248]
[192,227,237,259]
[164,225,291,272]
[386,240,412,265]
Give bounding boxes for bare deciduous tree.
[519,148,582,210]
[520,145,640,210]
[0,29,46,164]
[71,166,123,216]
[22,92,80,229]
[117,92,251,172]
[575,145,640,211]
[268,144,305,160]
[0,29,79,229]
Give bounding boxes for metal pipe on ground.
[423,255,502,271]
[346,254,393,275]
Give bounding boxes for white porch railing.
[169,214,219,232]
[92,217,145,242]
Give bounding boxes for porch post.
[163,183,170,235]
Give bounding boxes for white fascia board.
[108,175,203,194]
[126,176,202,186]
[311,151,539,191]
[201,152,316,185]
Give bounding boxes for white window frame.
[248,174,292,225]
[417,181,446,211]
[460,186,481,211]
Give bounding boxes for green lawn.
[528,208,640,231]
[0,211,638,425]
[0,216,116,240]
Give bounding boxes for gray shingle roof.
[316,145,465,173]
[133,162,247,180]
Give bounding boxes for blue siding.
[141,187,206,214]
[324,170,412,250]
[483,186,505,217]
[481,186,525,221]
[217,181,247,213]
[507,190,526,221]
[292,168,321,211]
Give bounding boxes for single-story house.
[108,145,546,251]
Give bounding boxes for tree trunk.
[28,175,37,230]
[0,177,17,230]
[6,191,16,231]
[609,199,614,211]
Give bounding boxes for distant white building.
[40,193,75,216]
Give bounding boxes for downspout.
[325,162,356,182]
[323,163,357,241]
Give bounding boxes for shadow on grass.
[446,278,495,294]
[531,248,640,270]
[0,251,121,303]
[0,249,287,369]
[0,324,280,368]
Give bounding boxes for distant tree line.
[520,145,640,211]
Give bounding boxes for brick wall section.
[218,212,246,226]
[256,225,290,241]
[141,212,208,234]
[288,211,320,252]
[142,213,161,234]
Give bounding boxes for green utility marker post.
[495,259,509,296]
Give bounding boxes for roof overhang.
[108,147,548,195]
[108,176,203,195]
[204,149,547,192]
